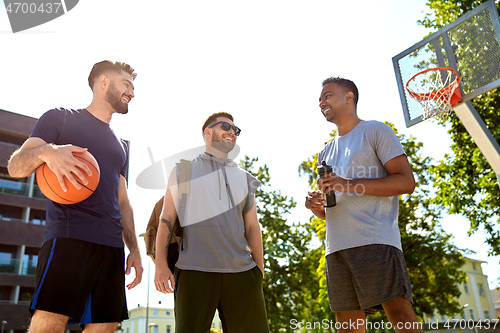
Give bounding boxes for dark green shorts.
[174,266,269,333]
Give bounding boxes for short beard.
[210,141,234,154]
[105,83,128,114]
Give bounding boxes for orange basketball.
[36,151,100,204]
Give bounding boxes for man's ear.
[98,74,109,90]
[346,91,354,104]
[204,127,212,141]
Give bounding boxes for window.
[0,245,17,274]
[154,309,158,316]
[0,209,13,221]
[31,213,46,225]
[23,248,38,275]
[167,326,171,333]
[464,282,469,294]
[166,310,171,315]
[0,286,13,301]
[18,287,34,302]
[478,283,485,297]
[469,308,475,321]
[485,310,491,320]
[473,263,477,270]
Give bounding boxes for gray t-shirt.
[170,153,260,273]
[317,120,406,255]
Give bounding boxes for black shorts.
[30,238,128,325]
[325,244,413,313]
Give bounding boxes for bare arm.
[8,137,91,191]
[244,199,265,276]
[154,168,179,294]
[118,175,143,290]
[318,154,415,197]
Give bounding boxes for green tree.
[419,0,500,255]
[239,156,325,332]
[299,123,467,322]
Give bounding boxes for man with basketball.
[154,112,269,333]
[305,77,423,333]
[7,60,142,333]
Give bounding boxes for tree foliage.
[239,156,325,332]
[299,123,467,320]
[418,0,500,255]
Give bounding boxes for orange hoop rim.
[406,67,461,102]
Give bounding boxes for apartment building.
[0,109,46,333]
[120,304,223,333]
[490,288,500,317]
[120,305,176,333]
[456,258,496,322]
[423,257,497,331]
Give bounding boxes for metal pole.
[454,101,500,190]
[145,258,150,333]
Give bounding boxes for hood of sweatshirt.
[196,152,238,208]
[198,152,238,168]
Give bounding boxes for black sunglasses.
[208,121,241,136]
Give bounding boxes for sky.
[1,0,499,311]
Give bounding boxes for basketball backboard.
[392,0,500,127]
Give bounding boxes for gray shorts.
[325,244,413,313]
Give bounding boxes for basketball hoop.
[406,67,463,120]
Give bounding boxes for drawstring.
[206,152,235,209]
[208,153,222,200]
[221,162,235,209]
[218,164,222,201]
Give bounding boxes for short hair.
[322,77,359,106]
[202,112,234,134]
[88,60,137,90]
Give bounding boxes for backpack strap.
[176,159,192,251]
[144,160,192,269]
[177,159,192,224]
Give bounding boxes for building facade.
[423,257,497,331]
[490,288,500,317]
[120,306,175,333]
[121,305,223,333]
[456,258,496,322]
[0,109,46,333]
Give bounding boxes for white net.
[406,68,461,121]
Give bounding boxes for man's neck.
[205,147,228,159]
[86,101,114,124]
[335,115,361,136]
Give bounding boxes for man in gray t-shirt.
[306,77,423,333]
[154,112,269,333]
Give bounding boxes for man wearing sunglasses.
[154,112,269,333]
